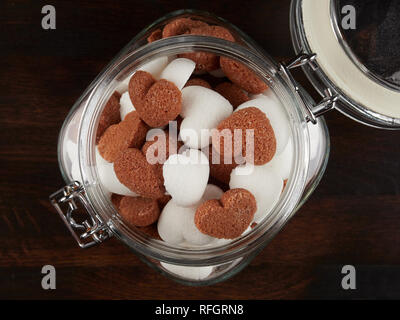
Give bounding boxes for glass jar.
[50,9,331,285]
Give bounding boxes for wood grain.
[1,0,400,299]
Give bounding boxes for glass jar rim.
[78,36,310,265]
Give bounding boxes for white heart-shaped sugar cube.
[230,164,283,223]
[179,116,213,150]
[115,76,131,94]
[95,147,137,197]
[307,120,322,161]
[157,200,187,245]
[182,210,215,246]
[236,96,290,154]
[66,140,78,164]
[306,120,324,183]
[263,86,279,101]
[262,138,293,180]
[180,86,233,149]
[163,149,209,206]
[65,140,80,181]
[139,56,169,80]
[160,262,213,280]
[181,86,233,118]
[115,57,169,94]
[119,91,135,120]
[71,160,81,182]
[159,58,195,90]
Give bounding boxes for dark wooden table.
[1,0,399,300]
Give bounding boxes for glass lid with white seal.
[290,0,400,129]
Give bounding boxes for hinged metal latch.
[279,53,339,124]
[49,181,111,248]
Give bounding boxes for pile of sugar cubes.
[91,18,294,252]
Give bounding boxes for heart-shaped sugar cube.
[212,107,276,165]
[114,148,165,199]
[194,188,257,239]
[162,148,210,207]
[220,57,268,94]
[159,58,195,90]
[129,71,182,127]
[119,196,160,227]
[97,111,148,163]
[180,86,233,149]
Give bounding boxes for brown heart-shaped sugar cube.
[114,148,165,199]
[184,78,212,89]
[147,29,162,43]
[212,107,276,165]
[129,71,182,128]
[119,196,160,227]
[162,18,208,38]
[138,223,162,240]
[188,25,235,42]
[157,194,172,211]
[97,111,148,163]
[215,82,249,108]
[179,26,235,72]
[111,193,123,210]
[195,188,256,239]
[141,79,182,127]
[96,91,121,143]
[179,51,220,72]
[220,56,268,94]
[129,70,155,107]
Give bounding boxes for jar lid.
[290,0,400,129]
